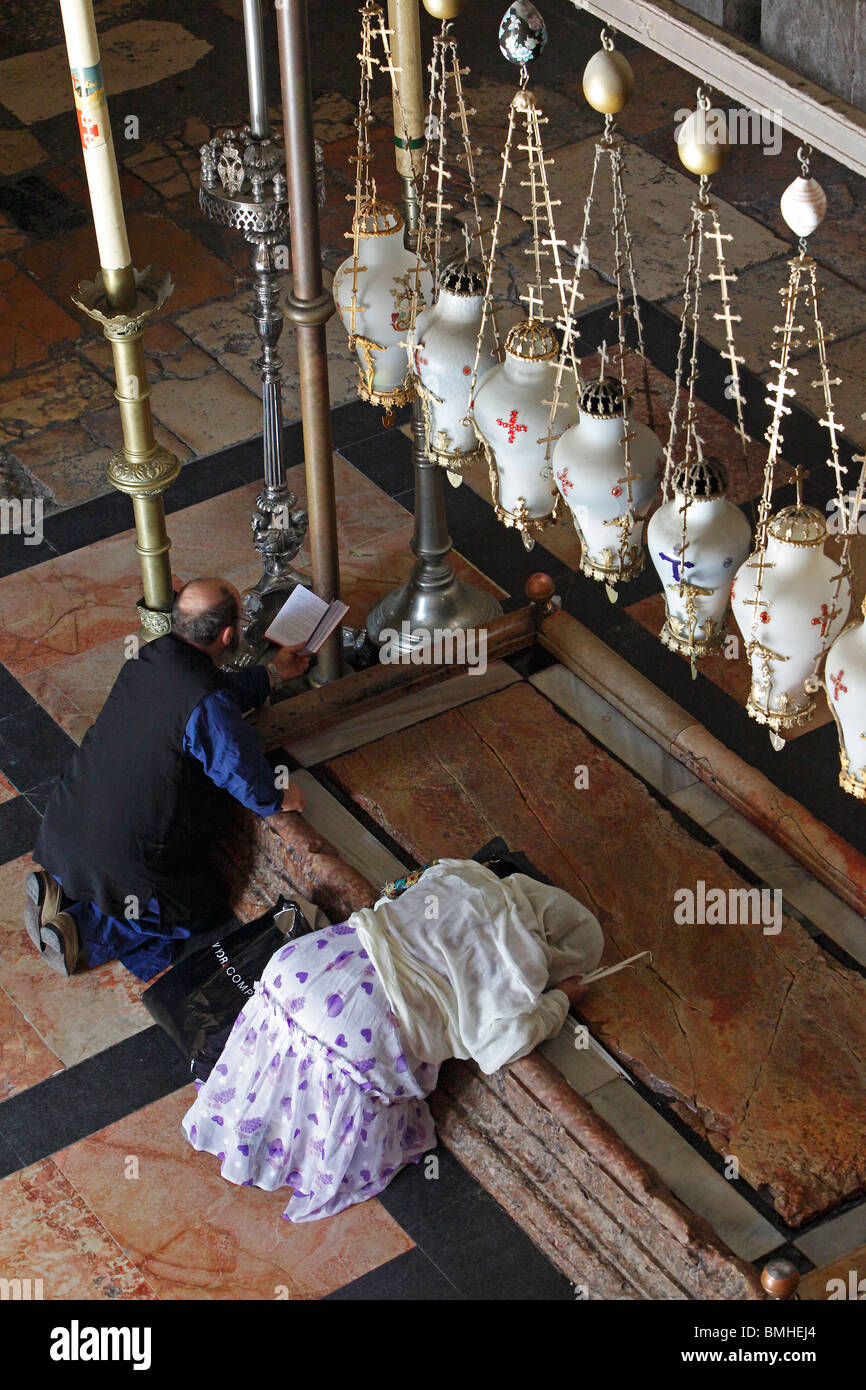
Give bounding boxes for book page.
[306,600,350,653]
[264,586,329,647]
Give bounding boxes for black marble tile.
[41,490,136,557]
[0,530,59,578]
[0,704,76,794]
[0,1025,191,1169]
[324,1247,461,1301]
[23,778,58,818]
[405,1185,575,1300]
[378,1145,481,1232]
[0,664,33,720]
[0,174,87,236]
[0,1125,24,1180]
[0,795,41,866]
[330,399,411,452]
[337,429,414,497]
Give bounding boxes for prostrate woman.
[181,858,605,1221]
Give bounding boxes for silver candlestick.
[199,127,310,663]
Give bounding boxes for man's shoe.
[24,871,64,953]
[38,912,81,977]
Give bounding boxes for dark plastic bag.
[472,836,555,887]
[141,899,312,1081]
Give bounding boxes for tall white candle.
[59,0,131,271]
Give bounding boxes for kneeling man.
[26,577,309,981]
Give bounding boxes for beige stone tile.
[686,258,866,380]
[314,91,357,144]
[0,856,154,1068]
[150,368,262,455]
[547,138,787,304]
[20,638,127,745]
[53,1088,414,1300]
[11,422,114,510]
[0,22,212,124]
[0,983,63,1101]
[175,272,360,416]
[0,1159,158,1301]
[0,128,47,175]
[0,357,114,446]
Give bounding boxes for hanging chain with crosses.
[661,91,751,663]
[342,1,420,345]
[544,28,655,587]
[746,146,852,692]
[403,19,499,372]
[465,65,569,412]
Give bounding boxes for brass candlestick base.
[73,266,180,639]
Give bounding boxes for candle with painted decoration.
[59,0,131,281]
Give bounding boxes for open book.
[264,586,349,655]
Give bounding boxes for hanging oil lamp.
[333,1,433,423]
[648,455,751,662]
[414,257,497,484]
[731,147,851,748]
[467,3,573,549]
[553,373,661,584]
[646,86,752,672]
[474,317,575,538]
[407,5,499,485]
[547,27,661,599]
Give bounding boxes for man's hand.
[270,642,312,684]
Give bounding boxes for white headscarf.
[349,859,605,1074]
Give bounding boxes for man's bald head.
[171,578,241,651]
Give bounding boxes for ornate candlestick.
[199,0,312,664]
[60,0,179,639]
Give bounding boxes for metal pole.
[366,0,502,649]
[276,0,343,683]
[242,0,270,139]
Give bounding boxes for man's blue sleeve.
[219,664,271,711]
[184,688,282,817]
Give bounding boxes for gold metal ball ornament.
[422,0,468,18]
[676,102,729,175]
[582,48,634,115]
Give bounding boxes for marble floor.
[0,0,865,1303]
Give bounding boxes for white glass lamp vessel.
[647,456,752,658]
[413,258,497,482]
[334,195,433,414]
[553,377,663,584]
[731,502,848,732]
[473,318,574,548]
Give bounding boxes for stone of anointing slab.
[326,680,866,1227]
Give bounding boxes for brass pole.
[60,0,179,639]
[275,0,343,683]
[386,0,426,236]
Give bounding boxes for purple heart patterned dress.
[181,921,438,1221]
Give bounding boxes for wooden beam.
[571,0,866,178]
[252,605,538,752]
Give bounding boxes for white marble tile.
[539,1020,625,1097]
[291,770,407,889]
[530,664,699,797]
[587,1080,781,1262]
[667,780,732,828]
[287,660,521,767]
[795,1203,866,1267]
